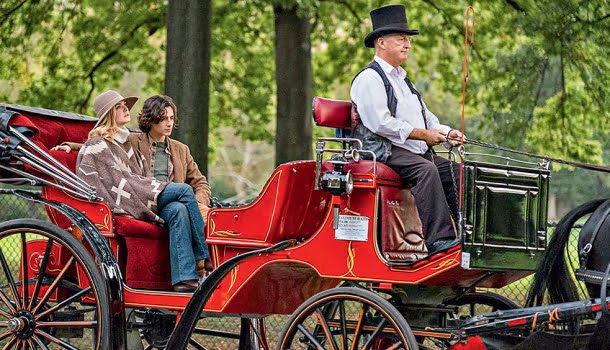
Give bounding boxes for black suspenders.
[359,60,428,129]
[403,77,428,129]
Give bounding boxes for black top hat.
[364,4,419,48]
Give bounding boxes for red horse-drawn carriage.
[0,98,608,350]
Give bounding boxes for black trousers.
[386,146,458,246]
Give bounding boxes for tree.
[273,2,313,165]
[165,0,212,175]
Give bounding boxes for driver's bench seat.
[312,97,427,261]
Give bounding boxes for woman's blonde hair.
[88,107,119,141]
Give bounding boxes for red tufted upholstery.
[114,216,171,290]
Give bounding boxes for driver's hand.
[423,129,448,146]
[447,129,466,146]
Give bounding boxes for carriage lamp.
[321,170,353,196]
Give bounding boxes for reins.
[447,135,610,174]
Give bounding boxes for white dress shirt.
[350,56,450,155]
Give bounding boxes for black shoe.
[427,238,460,256]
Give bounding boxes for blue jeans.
[157,183,210,285]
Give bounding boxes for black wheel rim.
[0,227,105,349]
[280,293,412,350]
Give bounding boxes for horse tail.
[526,199,606,307]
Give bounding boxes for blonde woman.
[76,90,211,292]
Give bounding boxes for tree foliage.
[0,0,166,114]
[0,0,607,201]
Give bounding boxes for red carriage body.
[6,100,532,314]
[3,100,584,350]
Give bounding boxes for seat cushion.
[114,215,166,239]
[345,161,402,185]
[114,215,171,290]
[49,150,78,172]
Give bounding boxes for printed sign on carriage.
[335,215,369,241]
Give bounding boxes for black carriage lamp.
[314,138,360,196]
[321,169,354,196]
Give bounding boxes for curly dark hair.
[138,95,178,133]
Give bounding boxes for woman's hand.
[50,145,71,153]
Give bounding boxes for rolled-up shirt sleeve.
[351,70,412,144]
[424,104,451,134]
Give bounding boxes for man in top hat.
[351,4,464,255]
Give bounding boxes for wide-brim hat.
[364,4,419,48]
[93,90,138,128]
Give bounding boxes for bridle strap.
[579,202,610,267]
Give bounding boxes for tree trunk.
[165,0,212,175]
[273,4,313,166]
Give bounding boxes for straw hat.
[93,90,138,128]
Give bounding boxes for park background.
[0,0,608,348]
[0,0,608,213]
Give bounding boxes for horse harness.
[573,200,610,314]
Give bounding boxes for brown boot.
[172,279,199,293]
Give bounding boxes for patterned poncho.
[76,131,169,223]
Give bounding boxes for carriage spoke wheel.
[0,219,110,349]
[131,309,264,350]
[446,291,518,318]
[278,287,418,350]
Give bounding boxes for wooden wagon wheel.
[0,219,110,349]
[277,287,418,350]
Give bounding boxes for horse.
[526,198,610,349]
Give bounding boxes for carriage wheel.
[443,291,521,350]
[131,310,265,349]
[278,287,418,350]
[446,291,518,317]
[0,219,110,349]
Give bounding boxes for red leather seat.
[345,161,402,185]
[10,109,173,290]
[312,97,403,186]
[114,215,166,239]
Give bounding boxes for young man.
[351,4,464,255]
[130,95,211,221]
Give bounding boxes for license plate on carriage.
[335,215,369,241]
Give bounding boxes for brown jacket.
[128,132,212,219]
